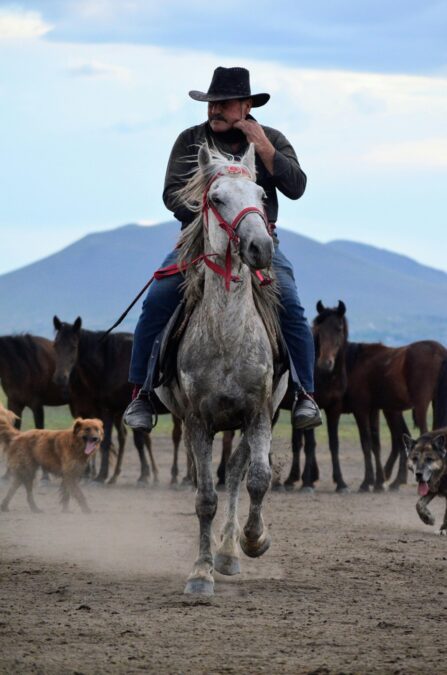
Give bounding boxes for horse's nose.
[242,237,273,270]
[318,357,335,372]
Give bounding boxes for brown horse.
[0,334,68,428]
[287,302,447,492]
[52,317,183,484]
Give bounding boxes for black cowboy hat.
[189,67,270,108]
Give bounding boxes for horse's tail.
[433,358,447,428]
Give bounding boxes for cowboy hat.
[189,67,270,108]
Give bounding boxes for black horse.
[52,317,182,484]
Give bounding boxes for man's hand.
[233,118,275,175]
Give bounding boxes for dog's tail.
[0,416,20,456]
[434,358,447,428]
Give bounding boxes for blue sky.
[0,1,446,274]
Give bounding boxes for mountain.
[1,222,446,345]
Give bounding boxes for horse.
[52,317,182,485]
[155,143,288,595]
[0,334,68,429]
[286,302,447,493]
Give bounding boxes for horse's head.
[52,316,82,391]
[313,300,348,373]
[198,143,274,271]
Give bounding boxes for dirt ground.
[1,432,447,675]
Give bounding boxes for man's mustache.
[210,114,227,122]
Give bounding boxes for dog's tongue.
[418,482,430,497]
[84,440,97,456]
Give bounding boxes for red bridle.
[202,165,272,290]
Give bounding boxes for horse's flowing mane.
[174,144,281,356]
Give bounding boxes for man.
[124,66,321,431]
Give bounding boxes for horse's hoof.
[271,482,284,492]
[107,477,117,486]
[214,553,240,576]
[240,531,271,559]
[437,528,447,536]
[299,485,315,494]
[137,476,149,486]
[336,485,350,494]
[93,476,106,485]
[216,482,226,492]
[389,481,401,492]
[358,483,371,493]
[184,577,214,595]
[373,484,385,493]
[283,481,295,492]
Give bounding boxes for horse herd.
[1,301,446,494]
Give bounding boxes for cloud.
[365,138,447,168]
[0,8,53,39]
[67,59,131,80]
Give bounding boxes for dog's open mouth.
[84,438,99,456]
[417,481,430,497]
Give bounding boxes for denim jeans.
[129,246,315,392]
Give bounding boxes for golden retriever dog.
[0,405,103,513]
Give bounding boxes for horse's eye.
[212,195,223,205]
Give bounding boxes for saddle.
[146,301,295,392]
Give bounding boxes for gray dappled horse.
[157,143,288,595]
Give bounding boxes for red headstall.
[202,166,273,290]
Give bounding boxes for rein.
[101,164,273,339]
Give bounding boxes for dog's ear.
[72,418,83,434]
[433,434,447,458]
[403,433,415,457]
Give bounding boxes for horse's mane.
[174,144,281,356]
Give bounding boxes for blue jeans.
[129,246,315,392]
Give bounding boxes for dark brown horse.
[0,334,68,428]
[52,317,183,484]
[286,302,447,492]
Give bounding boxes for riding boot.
[123,390,157,432]
[292,391,322,430]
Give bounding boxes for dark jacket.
[163,117,307,228]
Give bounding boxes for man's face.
[208,98,252,133]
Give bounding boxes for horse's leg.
[326,408,348,492]
[370,409,385,492]
[133,430,150,484]
[184,417,216,595]
[94,412,113,482]
[239,411,272,559]
[214,436,250,575]
[170,416,182,485]
[301,429,318,492]
[353,410,375,492]
[383,410,399,482]
[385,411,409,490]
[413,402,429,435]
[216,430,235,489]
[144,432,159,484]
[284,428,302,489]
[32,406,51,483]
[108,418,126,485]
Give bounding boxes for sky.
[0,1,446,274]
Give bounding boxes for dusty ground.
[1,432,447,675]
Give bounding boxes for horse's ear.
[242,143,256,178]
[53,316,62,331]
[403,433,415,457]
[337,301,346,317]
[73,317,82,332]
[198,144,211,172]
[316,300,325,314]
